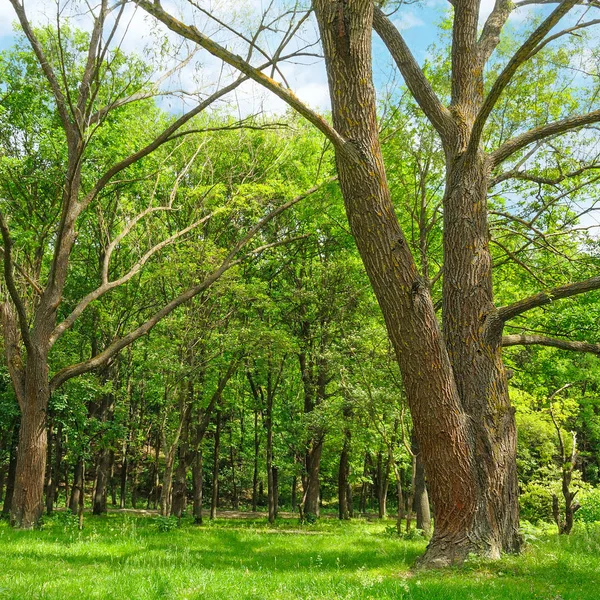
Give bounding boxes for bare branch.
[49,178,333,390]
[49,211,215,347]
[8,0,73,133]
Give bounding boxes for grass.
[0,512,599,599]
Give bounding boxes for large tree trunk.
[312,1,495,565]
[10,355,49,529]
[441,152,520,559]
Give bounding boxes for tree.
[138,0,600,565]
[0,1,320,528]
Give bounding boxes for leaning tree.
[137,0,600,565]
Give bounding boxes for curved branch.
[135,0,355,159]
[469,0,578,153]
[8,0,73,133]
[491,110,600,166]
[498,275,600,322]
[478,0,514,64]
[0,211,32,353]
[503,334,600,354]
[372,7,455,141]
[49,178,332,391]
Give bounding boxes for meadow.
[0,513,598,599]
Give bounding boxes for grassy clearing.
[0,513,599,599]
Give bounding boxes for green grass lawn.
[0,513,599,599]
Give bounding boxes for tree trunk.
[2,422,19,516]
[414,451,431,535]
[266,394,275,524]
[93,448,111,515]
[338,426,351,520]
[119,439,129,509]
[291,475,297,512]
[70,457,84,513]
[210,412,220,520]
[303,438,322,518]
[45,422,62,514]
[441,151,520,559]
[252,408,259,512]
[192,450,203,524]
[312,1,519,565]
[10,356,49,528]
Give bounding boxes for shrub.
[576,488,600,523]
[520,482,554,522]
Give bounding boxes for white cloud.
[392,12,425,32]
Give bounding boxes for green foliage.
[577,489,600,523]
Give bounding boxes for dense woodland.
[1,0,600,575]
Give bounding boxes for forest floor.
[0,512,598,599]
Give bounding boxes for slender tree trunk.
[70,457,84,513]
[359,453,370,515]
[229,427,239,512]
[252,408,259,512]
[338,434,351,520]
[266,396,275,524]
[45,422,62,514]
[210,412,220,519]
[192,450,203,525]
[93,448,111,515]
[413,449,431,535]
[120,438,129,509]
[291,475,297,512]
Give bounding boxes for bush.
[576,488,600,523]
[154,515,179,532]
[520,482,554,522]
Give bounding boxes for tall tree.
[139,0,600,565]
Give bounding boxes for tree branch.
[135,0,355,159]
[478,0,514,64]
[503,333,600,354]
[48,178,332,390]
[372,7,455,140]
[491,110,600,166]
[0,210,32,352]
[498,275,600,321]
[8,0,73,134]
[469,0,578,153]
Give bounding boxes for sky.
[0,0,541,116]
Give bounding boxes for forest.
[1,0,600,598]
